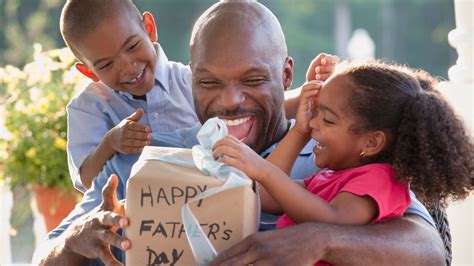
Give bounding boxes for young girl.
[212,60,473,264]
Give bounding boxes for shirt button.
[153,112,160,119]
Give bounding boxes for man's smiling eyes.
[198,76,267,88]
[243,77,266,86]
[199,79,220,88]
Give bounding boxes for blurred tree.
[0,0,456,87]
[1,0,63,67]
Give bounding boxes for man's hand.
[306,53,339,81]
[210,223,327,265]
[106,108,152,154]
[64,175,130,265]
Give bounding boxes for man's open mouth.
[220,116,255,141]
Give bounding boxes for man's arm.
[34,232,90,265]
[210,215,445,265]
[33,175,130,266]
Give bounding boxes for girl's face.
[309,75,369,170]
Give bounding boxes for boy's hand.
[306,53,339,81]
[295,81,322,135]
[212,135,270,182]
[106,108,152,154]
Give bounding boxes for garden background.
[0,0,472,265]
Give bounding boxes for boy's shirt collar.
[153,43,171,95]
[117,43,170,100]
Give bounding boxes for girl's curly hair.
[335,60,473,205]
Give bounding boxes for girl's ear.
[75,63,100,82]
[362,130,387,157]
[142,11,158,43]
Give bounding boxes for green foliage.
[0,44,87,189]
[0,0,455,86]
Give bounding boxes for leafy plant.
[0,44,87,189]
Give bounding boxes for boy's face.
[74,11,157,96]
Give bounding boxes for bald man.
[35,1,444,265]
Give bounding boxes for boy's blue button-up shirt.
[66,44,198,192]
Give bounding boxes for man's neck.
[267,117,291,149]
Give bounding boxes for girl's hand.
[295,81,322,135]
[212,135,270,182]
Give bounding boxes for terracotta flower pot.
[32,185,80,232]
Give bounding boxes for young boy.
[61,0,337,192]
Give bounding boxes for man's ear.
[143,11,158,43]
[362,130,387,157]
[283,57,294,90]
[75,63,100,82]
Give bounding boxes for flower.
[0,43,88,189]
[26,148,37,158]
[54,138,67,150]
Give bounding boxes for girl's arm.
[259,163,378,224]
[213,135,377,224]
[267,81,321,175]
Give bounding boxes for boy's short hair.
[60,0,143,59]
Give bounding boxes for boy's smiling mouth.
[123,67,145,85]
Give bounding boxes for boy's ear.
[75,63,100,82]
[142,11,158,43]
[363,131,387,157]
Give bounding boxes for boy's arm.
[79,135,116,189]
[78,109,151,189]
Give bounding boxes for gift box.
[125,119,258,265]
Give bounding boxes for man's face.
[191,25,292,153]
[74,12,157,96]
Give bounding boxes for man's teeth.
[222,116,251,126]
[316,143,325,149]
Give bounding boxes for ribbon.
[143,117,252,265]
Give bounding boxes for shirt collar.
[153,43,170,94]
[260,119,315,158]
[117,43,170,100]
